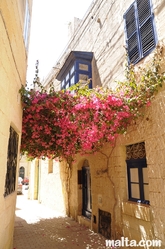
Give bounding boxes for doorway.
[82,166,92,219]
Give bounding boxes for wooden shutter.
[124,0,157,64]
[137,0,156,57]
[124,4,140,64]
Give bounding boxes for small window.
[66,82,70,89]
[61,62,92,90]
[79,74,89,84]
[66,73,69,81]
[61,80,65,88]
[70,65,75,75]
[48,159,53,174]
[70,76,75,86]
[123,0,157,64]
[126,142,149,204]
[79,63,88,71]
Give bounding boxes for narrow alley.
[13,194,108,249]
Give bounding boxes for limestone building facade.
[33,0,165,247]
[0,1,33,248]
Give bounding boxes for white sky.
[26,0,93,87]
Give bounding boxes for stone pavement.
[13,194,109,249]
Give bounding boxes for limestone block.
[123,225,142,242]
[134,206,150,222]
[147,163,164,179]
[122,202,135,217]
[122,214,138,231]
[152,218,164,242]
[149,192,165,208]
[0,66,9,94]
[149,178,164,193]
[37,159,68,214]
[150,207,165,241]
[122,202,151,221]
[0,91,10,116]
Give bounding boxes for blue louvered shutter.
[137,0,156,57]
[124,0,157,64]
[124,4,140,64]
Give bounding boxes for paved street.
[13,194,108,249]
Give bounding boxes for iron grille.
[99,209,111,239]
[4,126,19,197]
[126,142,146,160]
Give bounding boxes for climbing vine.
[20,45,165,161]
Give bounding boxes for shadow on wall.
[92,56,102,88]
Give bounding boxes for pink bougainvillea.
[20,46,164,161]
[20,84,150,161]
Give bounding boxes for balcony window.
[56,51,93,90]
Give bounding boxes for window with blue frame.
[56,51,93,90]
[123,0,157,64]
[126,142,149,205]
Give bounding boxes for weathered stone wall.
[64,0,165,245]
[69,145,123,238]
[41,0,165,246]
[69,85,165,244]
[119,87,165,246]
[0,1,32,248]
[35,159,69,216]
[28,159,39,200]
